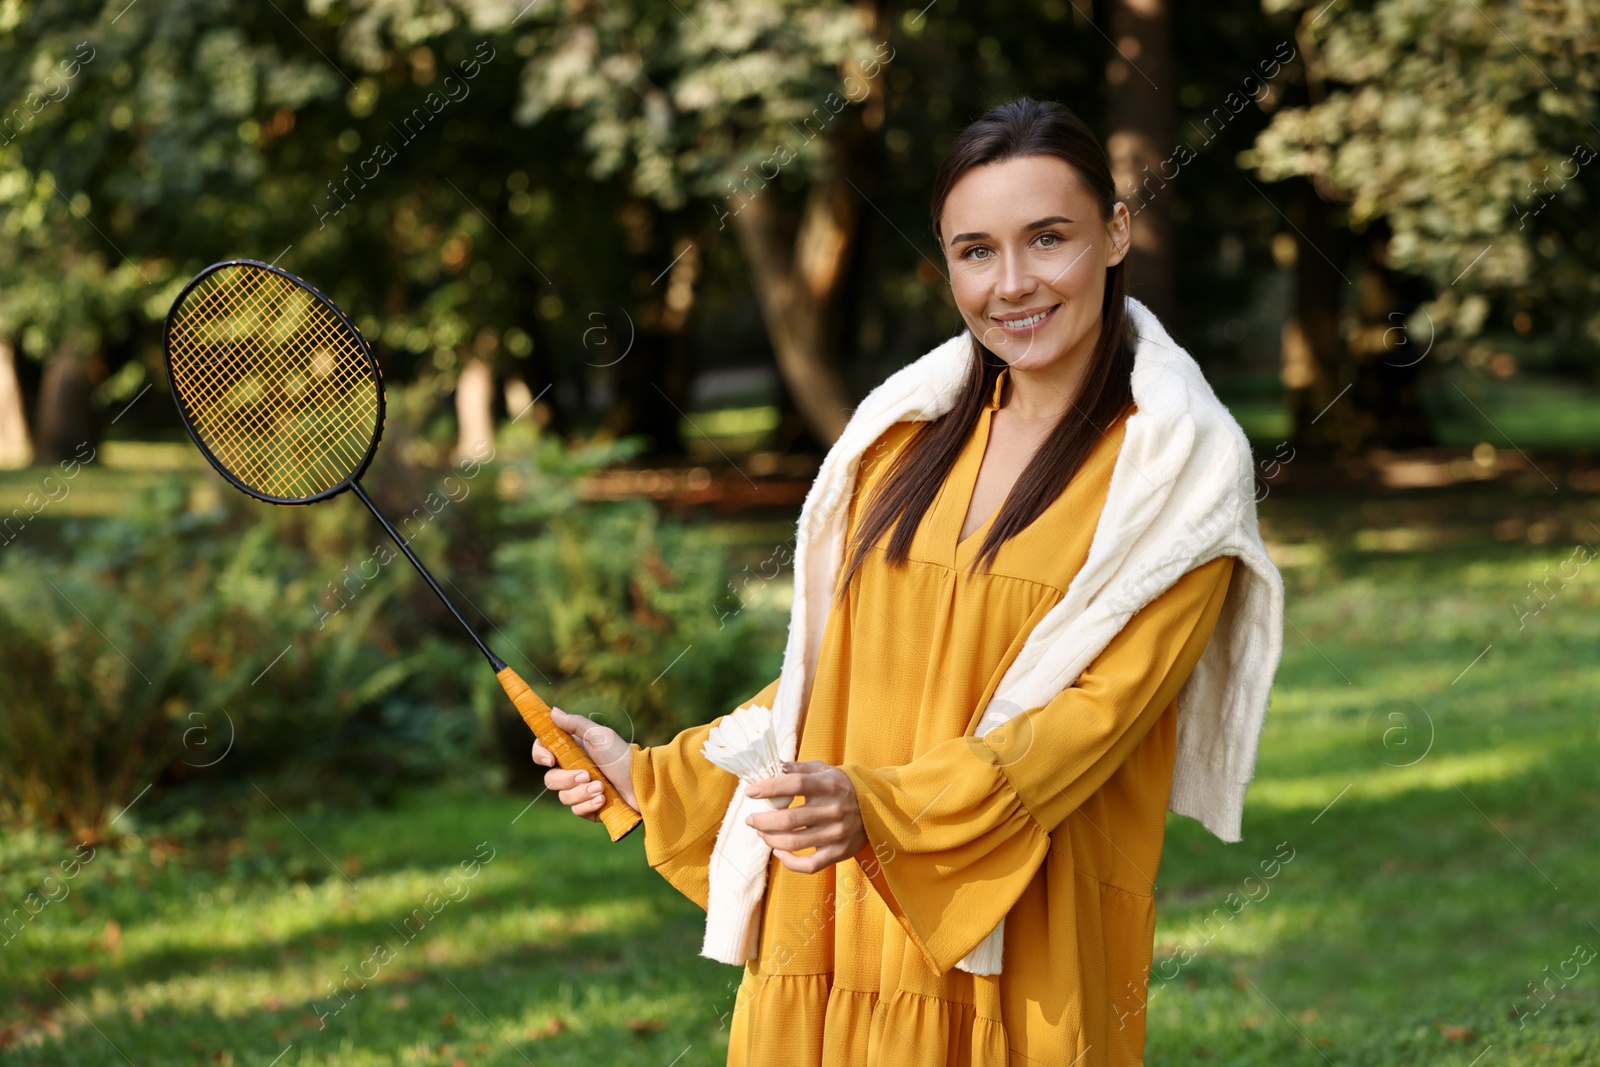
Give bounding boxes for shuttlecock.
[700,703,795,809]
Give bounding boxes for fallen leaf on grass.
[528,1016,566,1039]
[626,1017,666,1034]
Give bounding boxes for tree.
[1245,0,1600,445]
[1106,0,1177,322]
[0,1,669,460]
[502,0,895,445]
[0,339,29,468]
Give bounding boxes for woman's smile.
[991,302,1061,334]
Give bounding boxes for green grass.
[4,484,1600,1065]
[1215,366,1600,451]
[2,793,739,1066]
[1429,370,1600,451]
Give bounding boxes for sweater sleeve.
[837,555,1236,975]
[627,675,782,911]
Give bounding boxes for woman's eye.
[1037,232,1061,248]
[959,245,992,261]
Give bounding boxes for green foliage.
[0,498,194,837]
[0,428,787,829]
[504,0,885,206]
[490,432,786,753]
[0,478,487,833]
[1246,0,1600,362]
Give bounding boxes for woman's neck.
[1001,341,1096,421]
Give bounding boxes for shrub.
[0,428,789,826]
[0,478,488,833]
[488,434,786,788]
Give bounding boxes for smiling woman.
[536,97,1279,1067]
[837,101,1137,590]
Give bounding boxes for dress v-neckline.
[948,369,1009,567]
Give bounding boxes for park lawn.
[3,484,1599,1066]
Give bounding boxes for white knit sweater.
[698,295,1285,975]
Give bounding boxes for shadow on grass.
[10,924,737,1067]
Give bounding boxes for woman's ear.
[1106,202,1132,267]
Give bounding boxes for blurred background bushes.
[0,431,783,837]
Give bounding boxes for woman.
[532,97,1280,1066]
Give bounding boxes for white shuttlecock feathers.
[700,703,795,809]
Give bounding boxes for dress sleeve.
[837,555,1237,975]
[626,675,782,911]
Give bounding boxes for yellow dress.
[627,368,1237,1066]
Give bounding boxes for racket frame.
[161,257,387,508]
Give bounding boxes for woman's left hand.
[745,760,869,873]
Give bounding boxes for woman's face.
[939,154,1130,375]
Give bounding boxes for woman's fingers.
[530,707,634,821]
[557,774,606,807]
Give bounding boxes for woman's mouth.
[991,304,1060,334]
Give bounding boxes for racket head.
[162,259,385,506]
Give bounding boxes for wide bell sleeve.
[626,675,782,911]
[837,555,1237,976]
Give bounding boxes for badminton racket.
[162,258,641,842]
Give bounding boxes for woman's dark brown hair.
[834,96,1136,606]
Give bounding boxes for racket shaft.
[497,667,641,842]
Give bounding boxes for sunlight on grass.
[1245,744,1551,813]
[7,484,1600,1066]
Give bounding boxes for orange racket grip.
[496,667,641,842]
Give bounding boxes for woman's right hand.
[531,707,640,819]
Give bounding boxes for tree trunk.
[1347,219,1436,449]
[33,351,96,466]
[454,356,495,464]
[0,339,31,469]
[1105,0,1176,322]
[727,180,856,446]
[1282,177,1354,453]
[601,211,696,455]
[724,19,888,448]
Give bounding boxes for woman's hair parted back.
[833,96,1137,607]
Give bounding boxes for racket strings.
[173,282,345,492]
[173,273,371,490]
[177,277,367,492]
[168,266,380,499]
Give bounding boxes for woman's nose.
[996,254,1038,302]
